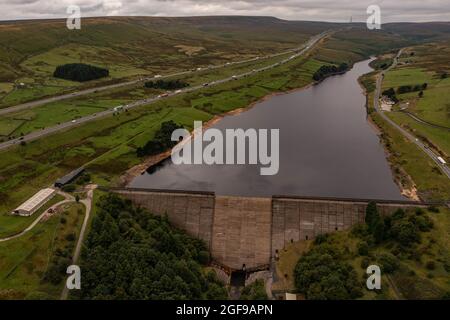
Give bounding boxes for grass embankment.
[275,207,450,299]
[0,202,85,299]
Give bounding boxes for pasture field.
[381,42,450,158]
[0,202,84,299]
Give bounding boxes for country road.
[0,31,330,152]
[60,184,96,300]
[373,49,450,179]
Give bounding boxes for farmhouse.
[11,188,56,216]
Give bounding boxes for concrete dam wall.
[111,188,426,271]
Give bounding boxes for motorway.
[0,31,329,151]
[373,49,450,179]
[0,37,321,117]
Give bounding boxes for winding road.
[373,49,450,179]
[0,31,330,152]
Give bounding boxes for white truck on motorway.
[437,157,447,165]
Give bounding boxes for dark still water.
[131,59,404,200]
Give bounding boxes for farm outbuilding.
[11,188,56,216]
[54,168,85,188]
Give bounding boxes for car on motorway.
[438,157,447,165]
[71,120,76,123]
[175,90,182,94]
[203,83,209,87]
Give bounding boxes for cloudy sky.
[1,0,449,22]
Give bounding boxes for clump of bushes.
[382,88,398,103]
[294,242,362,300]
[136,121,183,157]
[53,63,109,82]
[144,79,189,90]
[240,279,268,300]
[313,63,349,82]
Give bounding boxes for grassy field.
[381,42,450,157]
[0,202,84,299]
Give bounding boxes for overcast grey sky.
[1,0,449,22]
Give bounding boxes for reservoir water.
[130,59,404,200]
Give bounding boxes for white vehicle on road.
[71,120,76,123]
[438,157,447,165]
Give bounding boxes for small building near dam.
[11,188,56,216]
[54,167,84,188]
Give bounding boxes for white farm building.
[11,188,56,216]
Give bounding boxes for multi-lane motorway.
[373,50,450,179]
[0,31,329,151]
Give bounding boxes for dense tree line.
[397,83,427,94]
[312,63,349,82]
[136,121,183,157]
[294,238,363,300]
[53,63,109,82]
[144,79,189,90]
[77,194,228,300]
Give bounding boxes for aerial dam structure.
[109,187,428,272]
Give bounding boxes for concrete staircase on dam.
[110,187,430,272]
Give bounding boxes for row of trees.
[363,201,433,248]
[136,121,183,157]
[312,63,349,82]
[77,194,228,300]
[144,79,189,90]
[397,83,428,94]
[53,63,109,82]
